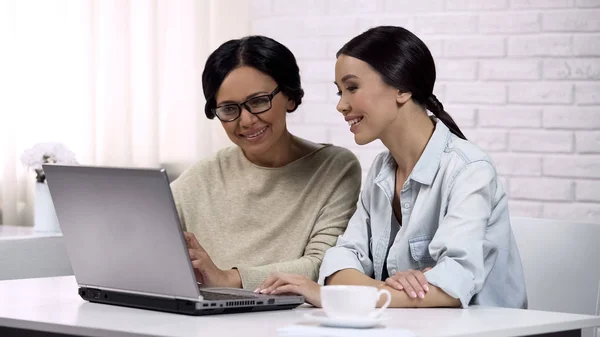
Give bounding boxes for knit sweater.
[170,144,361,290]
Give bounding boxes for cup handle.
[369,289,392,319]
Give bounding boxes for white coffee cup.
[320,285,392,319]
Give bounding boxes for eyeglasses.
[212,87,281,122]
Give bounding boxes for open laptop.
[43,164,304,315]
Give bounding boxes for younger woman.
[257,26,527,309]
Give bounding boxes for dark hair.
[337,26,466,140]
[202,35,304,119]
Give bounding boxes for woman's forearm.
[325,268,461,308]
[377,284,461,308]
[325,268,385,287]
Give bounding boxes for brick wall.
[250,0,600,224]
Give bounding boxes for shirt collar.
[375,119,450,187]
[410,120,450,185]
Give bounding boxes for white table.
[0,225,72,280]
[0,277,599,337]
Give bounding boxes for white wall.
[0,0,249,226]
[250,0,600,224]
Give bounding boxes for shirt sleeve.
[317,160,382,285]
[424,160,497,308]
[236,154,362,290]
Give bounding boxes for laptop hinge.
[79,283,201,302]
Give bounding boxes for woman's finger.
[193,268,203,284]
[405,273,425,299]
[413,270,430,292]
[183,232,204,251]
[264,273,301,293]
[256,272,281,293]
[271,284,301,296]
[263,278,289,294]
[188,249,202,261]
[396,276,417,299]
[385,277,403,291]
[191,259,204,271]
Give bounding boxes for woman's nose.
[336,99,350,114]
[239,107,258,127]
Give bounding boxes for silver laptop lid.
[44,164,200,300]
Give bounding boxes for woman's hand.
[256,272,322,307]
[184,232,241,288]
[385,268,432,299]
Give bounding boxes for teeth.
[247,127,267,138]
[347,117,363,126]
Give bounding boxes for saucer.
[304,311,389,329]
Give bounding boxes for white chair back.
[511,217,600,337]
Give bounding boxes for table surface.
[1,276,599,337]
[0,225,62,240]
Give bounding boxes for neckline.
[236,143,332,170]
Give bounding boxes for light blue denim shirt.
[319,120,527,308]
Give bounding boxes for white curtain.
[0,0,246,226]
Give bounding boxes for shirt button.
[403,202,410,209]
[391,269,397,275]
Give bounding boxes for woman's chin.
[354,133,375,146]
[240,145,266,158]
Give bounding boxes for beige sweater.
[170,144,361,290]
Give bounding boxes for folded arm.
[326,268,460,308]
[423,161,497,308]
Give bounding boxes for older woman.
[170,35,361,291]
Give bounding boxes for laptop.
[43,164,305,315]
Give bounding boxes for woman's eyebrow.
[217,91,269,105]
[334,74,359,86]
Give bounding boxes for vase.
[34,182,61,233]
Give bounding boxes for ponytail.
[425,94,467,140]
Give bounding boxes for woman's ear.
[396,91,412,105]
[286,97,296,112]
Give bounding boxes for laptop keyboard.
[199,290,258,301]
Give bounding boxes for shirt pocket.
[408,235,436,270]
